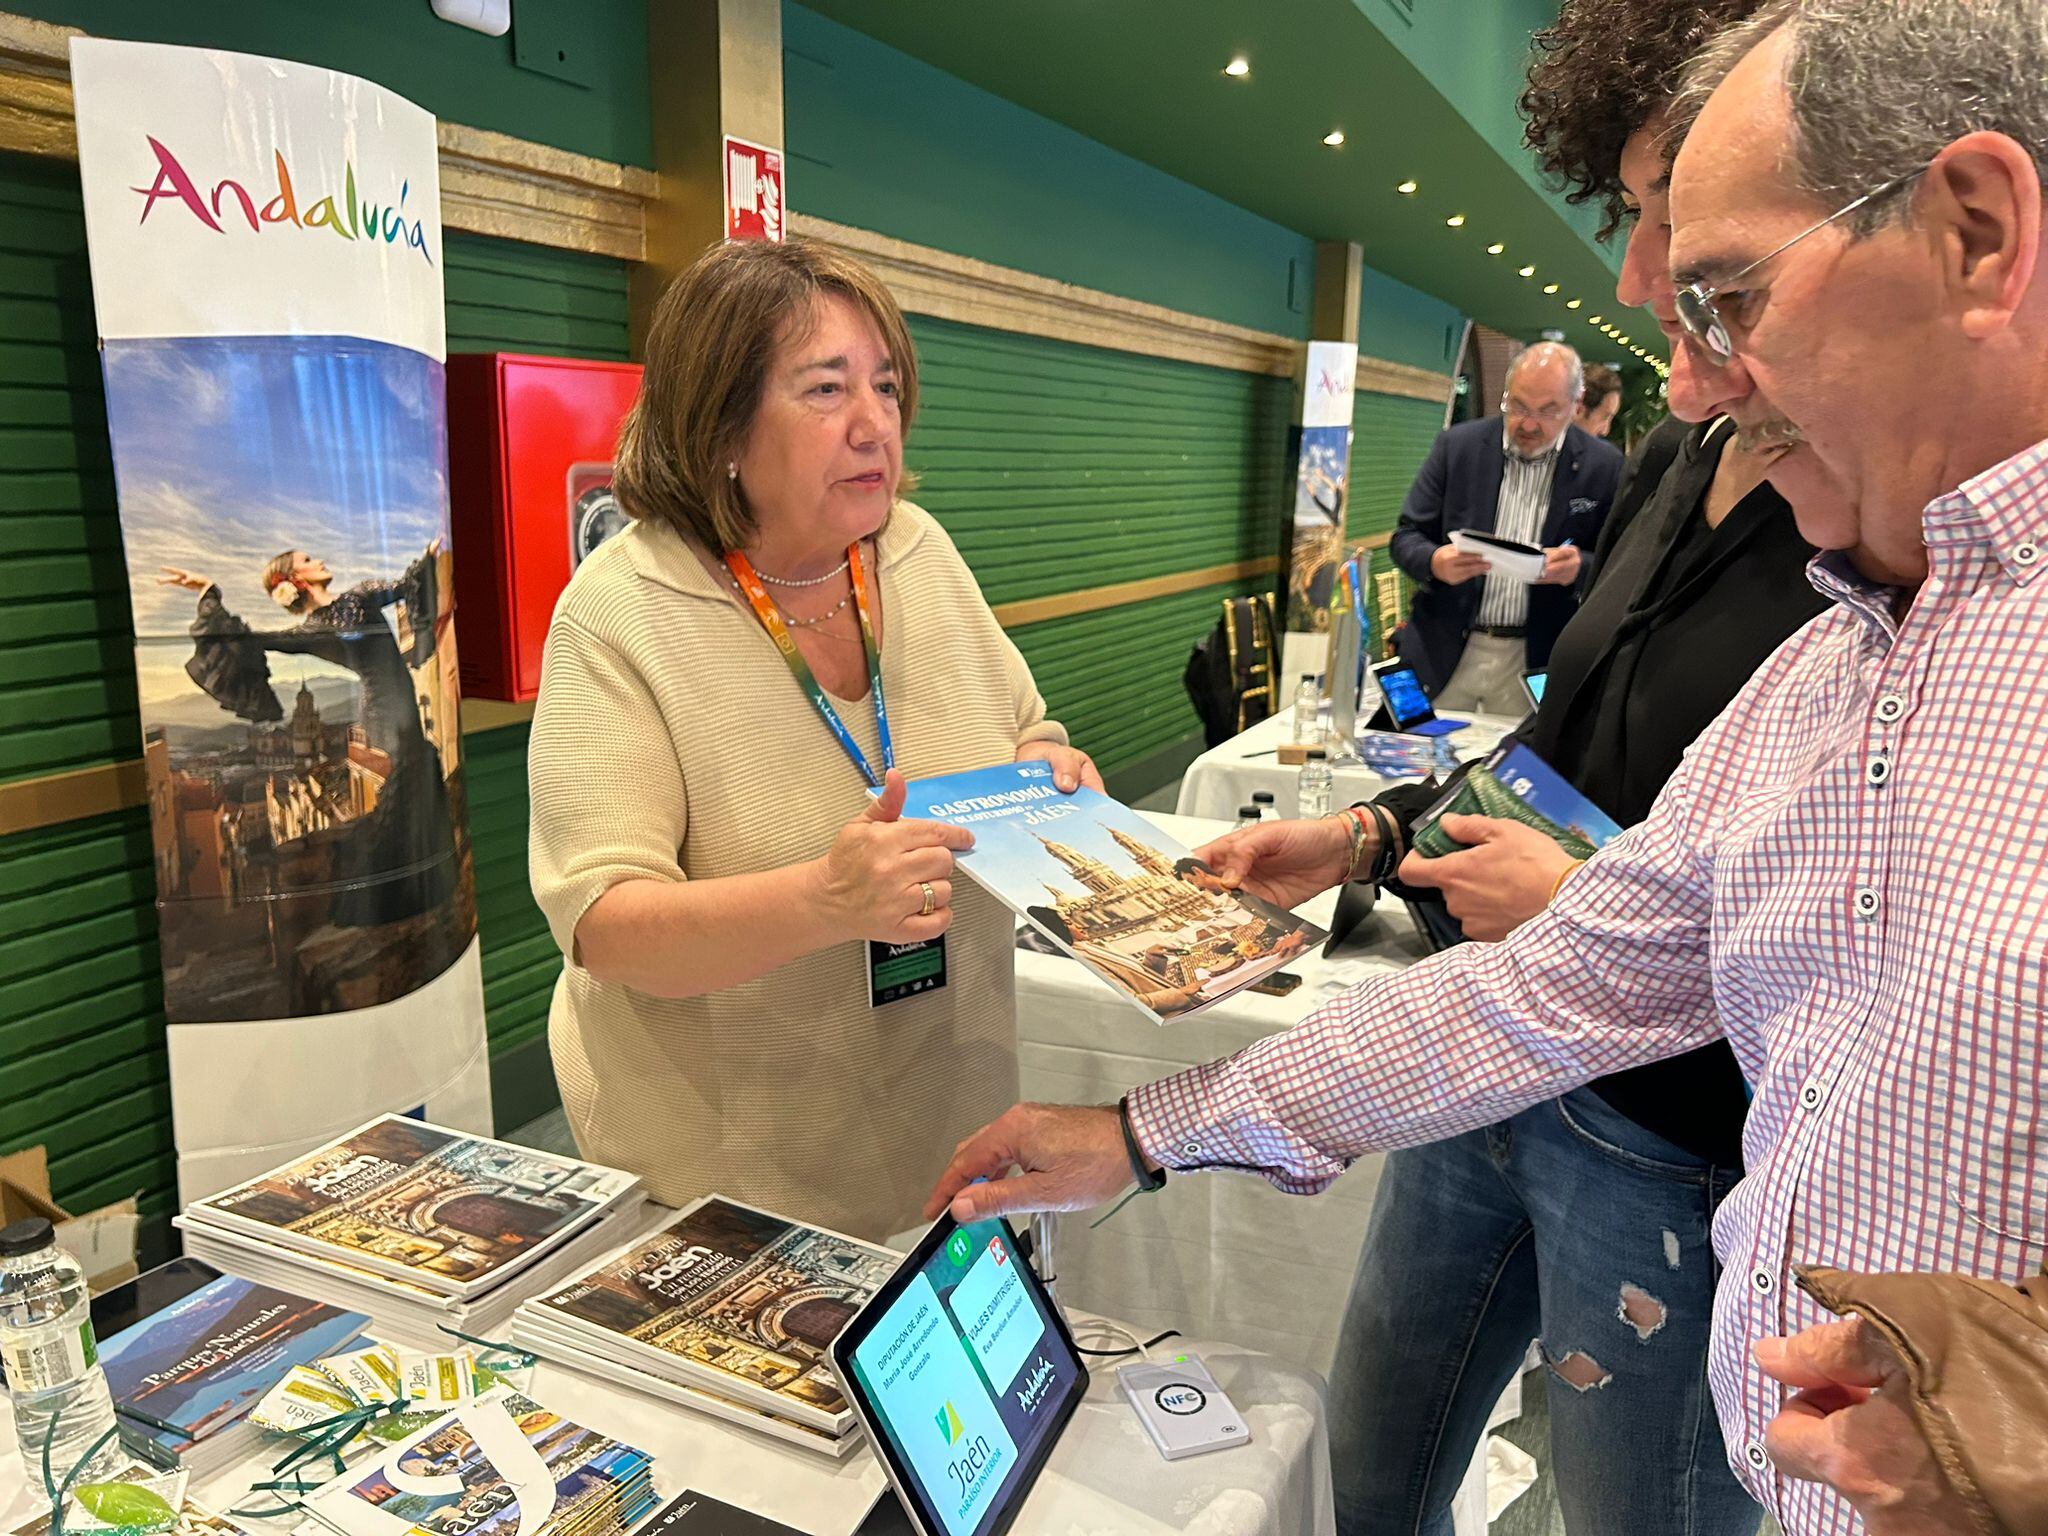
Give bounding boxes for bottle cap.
[1300,673,1315,682]
[1238,805,1260,818]
[1252,792,1275,804]
[0,1218,54,1258]
[1306,749,1328,760]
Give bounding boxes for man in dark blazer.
[1390,343,1624,710]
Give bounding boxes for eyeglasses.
[1500,395,1571,426]
[1675,166,1924,365]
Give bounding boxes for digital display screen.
[1375,665,1434,727]
[844,1219,1084,1536]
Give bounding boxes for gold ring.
[918,882,936,918]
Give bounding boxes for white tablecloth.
[0,1319,1332,1536]
[1173,709,1519,821]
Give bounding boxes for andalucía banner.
[70,38,492,1203]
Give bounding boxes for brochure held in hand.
[900,762,1324,1024]
[1410,741,1624,861]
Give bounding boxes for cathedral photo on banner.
[110,335,475,1025]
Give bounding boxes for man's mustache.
[1736,417,1805,455]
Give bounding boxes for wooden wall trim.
[0,11,655,260]
[989,557,1280,630]
[0,760,145,837]
[794,212,1304,378]
[1357,355,1458,404]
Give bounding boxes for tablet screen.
[837,1216,1086,1536]
[1374,664,1434,728]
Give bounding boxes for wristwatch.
[1116,1095,1168,1193]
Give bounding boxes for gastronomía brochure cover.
[901,761,1323,1023]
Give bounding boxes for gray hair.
[1675,0,2048,234]
[1505,341,1586,400]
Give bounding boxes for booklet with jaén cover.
[900,761,1325,1024]
[1410,740,1624,861]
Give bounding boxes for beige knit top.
[528,502,1065,1242]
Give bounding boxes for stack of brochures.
[172,1116,644,1349]
[510,1196,899,1460]
[298,1386,657,1536]
[96,1263,368,1476]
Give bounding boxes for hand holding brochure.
[1410,742,1624,861]
[900,762,1325,1023]
[1449,528,1547,582]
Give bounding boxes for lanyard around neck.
[724,542,892,789]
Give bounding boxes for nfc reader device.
[1117,1354,1252,1461]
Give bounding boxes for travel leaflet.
[97,1271,368,1459]
[899,761,1325,1024]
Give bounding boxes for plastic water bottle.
[1297,749,1333,819]
[0,1219,123,1485]
[1292,674,1321,745]
[1251,791,1277,821]
[1236,804,1262,829]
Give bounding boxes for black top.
[1383,415,1828,1168]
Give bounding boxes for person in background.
[528,238,1097,1243]
[1576,362,1623,437]
[1389,342,1623,713]
[924,4,2048,1534]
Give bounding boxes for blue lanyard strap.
[725,543,892,788]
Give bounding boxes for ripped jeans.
[1326,1088,1761,1536]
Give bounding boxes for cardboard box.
[0,1147,139,1294]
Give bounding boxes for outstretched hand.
[1193,816,1353,908]
[922,1103,1136,1225]
[157,566,210,593]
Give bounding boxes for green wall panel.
[785,2,1313,339]
[907,316,1292,606]
[1349,391,1447,542]
[1010,577,1272,781]
[465,723,560,1061]
[0,149,628,1217]
[0,808,175,1225]
[13,0,653,170]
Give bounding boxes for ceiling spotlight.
[1542,283,1560,294]
[1565,298,1582,310]
[1518,264,1536,278]
[1223,56,1250,77]
[1445,214,1465,228]
[1323,129,1346,147]
[1396,179,1418,195]
[1486,242,1505,256]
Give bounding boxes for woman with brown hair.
[527,238,1097,1241]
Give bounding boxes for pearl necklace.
[754,555,850,588]
[727,572,853,627]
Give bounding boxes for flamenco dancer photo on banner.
[109,334,475,1024]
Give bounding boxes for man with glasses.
[1389,341,1621,713]
[924,3,2048,1532]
